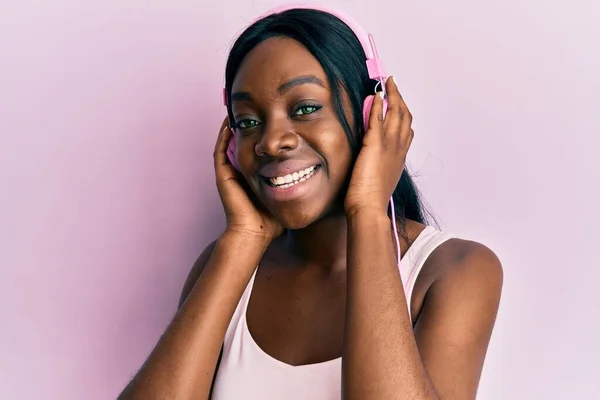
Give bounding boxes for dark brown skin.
[118,37,503,400]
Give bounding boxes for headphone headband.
[255,3,380,61]
[223,3,386,106]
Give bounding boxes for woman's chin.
[277,215,316,231]
[271,203,343,231]
[268,207,318,231]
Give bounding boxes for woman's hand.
[344,77,414,218]
[213,117,284,244]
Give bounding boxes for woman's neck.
[276,211,421,273]
[282,210,349,272]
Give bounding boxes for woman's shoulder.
[419,225,503,298]
[405,220,503,326]
[432,227,500,274]
[404,220,503,290]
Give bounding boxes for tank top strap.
[222,268,258,352]
[399,225,454,315]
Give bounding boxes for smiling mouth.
[262,164,322,189]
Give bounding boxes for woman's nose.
[255,119,299,157]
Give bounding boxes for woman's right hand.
[213,117,284,245]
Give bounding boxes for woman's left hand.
[344,76,414,217]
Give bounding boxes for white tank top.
[211,225,453,399]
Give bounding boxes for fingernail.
[391,76,397,85]
[379,91,385,99]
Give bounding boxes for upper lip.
[258,160,321,179]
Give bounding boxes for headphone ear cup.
[226,129,239,170]
[362,94,388,133]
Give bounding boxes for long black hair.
[224,8,436,231]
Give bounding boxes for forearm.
[343,211,438,400]
[119,232,269,400]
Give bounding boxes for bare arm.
[343,211,503,399]
[178,240,218,309]
[118,232,269,400]
[412,239,503,399]
[342,76,502,399]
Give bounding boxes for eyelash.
[235,104,322,130]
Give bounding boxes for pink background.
[1,0,598,398]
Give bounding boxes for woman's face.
[230,37,354,229]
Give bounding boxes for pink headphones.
[222,4,401,264]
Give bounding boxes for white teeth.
[269,165,317,187]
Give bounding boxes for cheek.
[233,135,255,167]
[316,131,353,179]
[232,136,261,187]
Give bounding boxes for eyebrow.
[277,74,327,94]
[230,75,327,104]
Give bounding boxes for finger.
[399,104,413,148]
[213,117,233,171]
[213,116,229,153]
[383,76,403,138]
[366,91,385,140]
[386,77,413,147]
[406,128,415,149]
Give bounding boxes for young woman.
[119,7,503,400]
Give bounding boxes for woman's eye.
[236,119,260,129]
[294,105,320,116]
